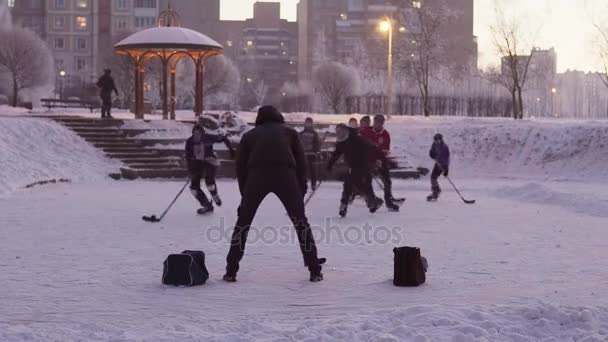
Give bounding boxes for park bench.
[41,98,99,112]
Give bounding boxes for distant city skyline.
[220,0,605,73]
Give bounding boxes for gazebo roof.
[114,26,223,53]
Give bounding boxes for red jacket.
[360,127,391,155]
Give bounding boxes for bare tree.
[177,55,240,109]
[0,27,52,107]
[488,1,538,119]
[313,62,359,114]
[394,0,453,117]
[594,23,608,89]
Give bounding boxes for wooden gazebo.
[114,7,223,119]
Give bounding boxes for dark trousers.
[190,162,217,206]
[100,93,112,118]
[430,164,442,194]
[377,160,394,203]
[305,153,318,188]
[341,168,376,207]
[226,168,321,276]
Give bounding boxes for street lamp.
[59,70,66,99]
[551,87,557,117]
[379,17,393,115]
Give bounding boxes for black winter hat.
[434,133,443,141]
[192,125,204,134]
[255,105,285,126]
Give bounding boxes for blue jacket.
[429,142,450,169]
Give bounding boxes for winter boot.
[310,271,324,282]
[211,193,222,206]
[304,257,327,267]
[197,204,214,215]
[386,201,400,212]
[339,203,348,218]
[392,197,406,204]
[369,197,384,214]
[222,274,237,282]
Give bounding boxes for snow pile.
[121,119,193,139]
[383,117,608,181]
[0,117,120,196]
[0,104,32,116]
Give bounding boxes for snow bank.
[0,104,32,116]
[0,117,120,196]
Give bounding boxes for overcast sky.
[220,0,606,73]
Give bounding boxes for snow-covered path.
[2,179,608,341]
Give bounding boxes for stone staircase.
[49,116,423,180]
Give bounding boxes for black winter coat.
[299,128,321,154]
[327,128,384,171]
[96,74,118,96]
[236,110,307,195]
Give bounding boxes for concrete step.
[69,126,124,133]
[138,139,185,147]
[100,146,152,153]
[126,163,183,170]
[120,168,189,180]
[53,118,125,127]
[121,157,182,164]
[94,142,145,149]
[78,131,127,138]
[121,129,149,137]
[108,151,159,159]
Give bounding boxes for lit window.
[76,16,88,29]
[77,0,88,8]
[8,0,15,7]
[280,42,285,47]
[289,60,294,65]
[282,51,287,55]
[247,40,253,47]
[227,40,233,47]
[340,13,347,20]
[54,38,65,49]
[412,1,421,8]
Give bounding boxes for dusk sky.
[220,0,605,73]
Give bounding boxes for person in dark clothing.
[96,69,118,119]
[360,114,400,211]
[299,117,322,190]
[185,125,235,214]
[427,133,451,201]
[224,106,323,283]
[327,124,384,218]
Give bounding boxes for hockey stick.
[142,179,190,223]
[444,176,476,205]
[304,181,322,207]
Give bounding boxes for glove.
[442,167,449,177]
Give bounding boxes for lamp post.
[551,87,557,117]
[379,17,393,115]
[59,70,66,99]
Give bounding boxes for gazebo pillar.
[170,62,177,120]
[133,62,140,118]
[194,59,203,116]
[200,61,205,114]
[161,60,169,120]
[138,63,145,119]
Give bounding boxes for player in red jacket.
[360,115,400,211]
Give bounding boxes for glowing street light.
[378,17,393,115]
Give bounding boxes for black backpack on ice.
[393,246,426,287]
[162,250,209,286]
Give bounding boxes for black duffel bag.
[393,246,427,287]
[162,250,209,286]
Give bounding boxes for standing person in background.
[96,69,118,119]
[299,117,321,191]
[360,114,400,212]
[348,117,359,129]
[427,133,450,202]
[185,125,235,215]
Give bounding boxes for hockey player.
[299,117,321,190]
[327,124,384,218]
[185,125,235,214]
[360,114,400,211]
[427,133,450,201]
[224,106,323,283]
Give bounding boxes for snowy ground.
[2,179,608,341]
